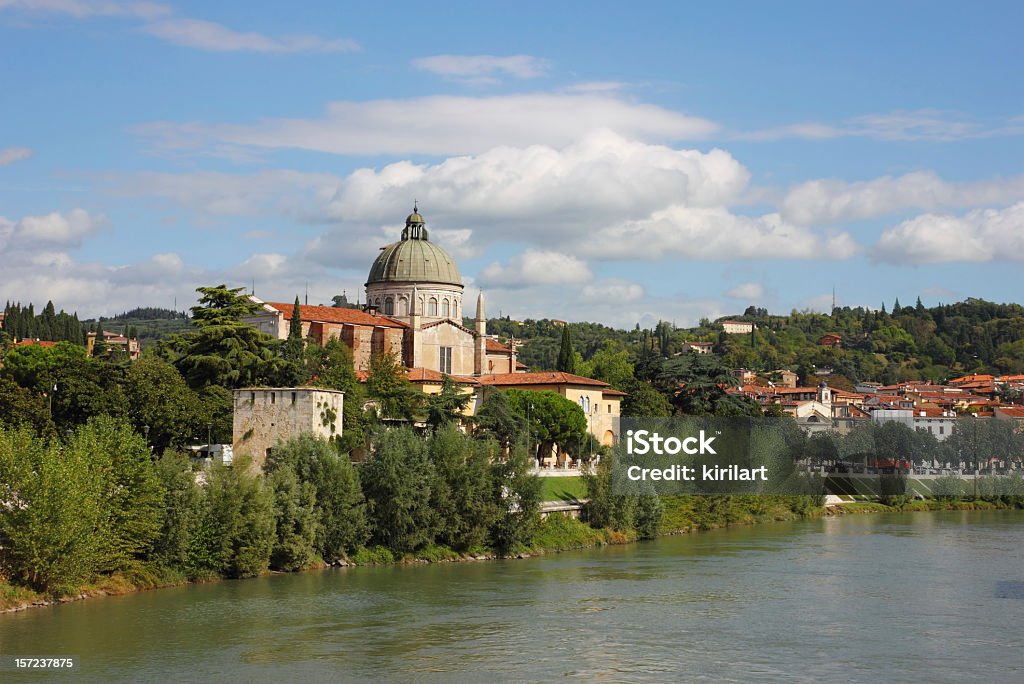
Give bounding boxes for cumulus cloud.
[0,0,169,18]
[873,203,1024,264]
[0,208,106,251]
[782,171,1024,225]
[133,93,719,157]
[0,147,33,166]
[142,18,358,53]
[323,129,749,235]
[412,54,549,83]
[579,206,859,261]
[478,250,592,288]
[726,282,765,301]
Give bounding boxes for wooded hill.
[487,298,1024,387]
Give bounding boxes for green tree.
[0,427,104,594]
[577,341,635,390]
[0,376,53,434]
[361,427,436,553]
[264,434,368,561]
[201,459,276,578]
[424,375,471,430]
[122,356,205,452]
[71,417,165,574]
[366,351,421,421]
[556,325,577,374]
[429,427,501,551]
[472,388,526,449]
[168,285,289,390]
[283,296,305,383]
[621,379,672,417]
[504,389,586,465]
[488,443,542,552]
[268,465,319,571]
[150,452,206,575]
[92,320,107,357]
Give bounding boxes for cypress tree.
[93,320,107,357]
[556,325,577,374]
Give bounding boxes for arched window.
[398,297,408,316]
[578,396,590,413]
[384,297,394,315]
[452,301,458,319]
[428,298,438,316]
[441,299,450,317]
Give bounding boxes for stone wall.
[232,388,343,468]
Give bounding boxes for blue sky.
[1,1,1022,326]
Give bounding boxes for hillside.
[488,298,1024,385]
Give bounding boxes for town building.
[685,341,714,354]
[86,331,141,359]
[720,320,756,334]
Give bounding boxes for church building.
[243,205,518,375]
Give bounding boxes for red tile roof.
[405,367,479,385]
[477,371,611,388]
[265,302,407,328]
[602,388,627,397]
[14,339,57,348]
[486,338,513,353]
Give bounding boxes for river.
[2,510,1022,682]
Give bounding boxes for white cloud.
[109,169,343,217]
[0,0,169,18]
[782,171,1024,225]
[873,203,1024,264]
[726,282,765,301]
[580,279,645,302]
[322,129,749,236]
[580,206,859,261]
[739,109,1024,142]
[0,208,106,251]
[478,250,592,288]
[0,147,33,166]
[133,92,719,157]
[412,54,549,83]
[142,18,358,53]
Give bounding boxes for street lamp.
[207,423,213,456]
[143,425,150,450]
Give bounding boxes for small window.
[291,391,297,404]
[250,391,255,403]
[607,404,611,413]
[442,299,450,317]
[271,392,276,404]
[939,426,945,435]
[429,298,438,316]
[439,346,452,374]
[384,297,394,315]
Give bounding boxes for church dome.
[366,206,462,286]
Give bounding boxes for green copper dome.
[366,207,463,286]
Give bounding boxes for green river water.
[2,510,1022,683]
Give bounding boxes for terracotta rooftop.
[405,367,479,385]
[486,338,514,353]
[15,339,57,348]
[477,371,611,388]
[265,301,407,328]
